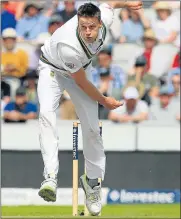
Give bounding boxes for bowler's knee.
[87,125,101,140]
[39,111,56,127]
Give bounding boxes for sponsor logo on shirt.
[50,71,55,77]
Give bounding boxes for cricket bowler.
[38,1,143,216]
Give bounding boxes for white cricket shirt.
[41,3,114,75]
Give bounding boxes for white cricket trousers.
[37,61,106,180]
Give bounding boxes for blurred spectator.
[122,80,145,102]
[92,49,126,119]
[54,0,77,23]
[97,69,113,119]
[94,49,126,99]
[150,85,180,122]
[92,49,127,119]
[168,68,180,94]
[48,14,64,35]
[1,76,11,100]
[75,1,99,11]
[56,1,98,12]
[109,86,149,123]
[16,3,49,40]
[125,55,159,105]
[143,1,154,8]
[52,1,65,12]
[142,29,158,72]
[3,87,38,123]
[1,1,16,32]
[153,1,181,11]
[119,9,149,43]
[151,2,180,47]
[1,78,11,103]
[1,77,11,117]
[172,52,180,68]
[3,1,25,20]
[1,28,28,78]
[119,8,129,22]
[23,70,38,105]
[170,72,180,103]
[9,0,55,20]
[168,1,180,10]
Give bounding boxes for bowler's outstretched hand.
[102,97,124,110]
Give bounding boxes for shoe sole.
[38,186,56,202]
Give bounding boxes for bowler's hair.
[77,3,101,21]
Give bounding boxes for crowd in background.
[1,0,180,123]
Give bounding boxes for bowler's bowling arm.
[99,1,143,10]
[71,67,106,106]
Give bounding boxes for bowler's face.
[78,16,101,43]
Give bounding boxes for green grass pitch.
[2,204,180,219]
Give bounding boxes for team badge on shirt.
[65,62,75,69]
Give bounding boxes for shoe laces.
[87,189,101,204]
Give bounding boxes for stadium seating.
[112,43,144,72]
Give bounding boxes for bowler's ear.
[99,20,103,28]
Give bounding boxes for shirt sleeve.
[99,3,114,29]
[170,15,180,32]
[139,101,149,113]
[57,44,83,73]
[4,103,14,112]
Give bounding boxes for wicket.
[72,121,102,216]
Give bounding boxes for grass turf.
[2,204,180,219]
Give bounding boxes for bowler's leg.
[59,75,105,215]
[60,75,106,180]
[37,62,64,201]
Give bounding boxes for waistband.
[40,53,65,71]
[40,52,92,71]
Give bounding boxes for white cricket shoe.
[38,175,57,202]
[80,174,101,216]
